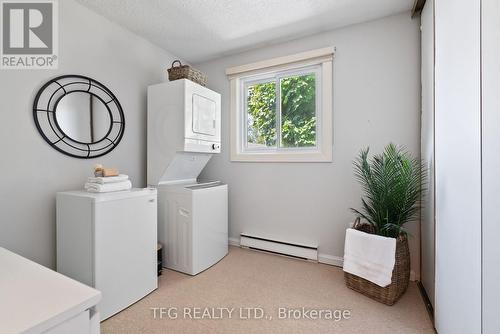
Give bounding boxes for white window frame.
[227,47,334,162]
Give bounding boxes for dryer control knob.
[212,144,220,150]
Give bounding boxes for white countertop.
[0,247,101,334]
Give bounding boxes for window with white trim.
[227,47,334,162]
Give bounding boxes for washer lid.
[185,181,223,190]
[158,152,212,184]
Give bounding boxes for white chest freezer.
[158,181,228,275]
[56,188,157,320]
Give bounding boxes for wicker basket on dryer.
[167,60,207,86]
[344,218,410,306]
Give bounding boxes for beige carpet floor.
[102,246,434,334]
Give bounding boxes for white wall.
[0,0,178,269]
[195,13,421,276]
[434,0,482,333]
[482,0,500,332]
[420,0,435,307]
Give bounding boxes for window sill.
[231,150,332,162]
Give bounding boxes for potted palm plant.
[345,143,426,305]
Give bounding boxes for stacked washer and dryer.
[147,79,228,275]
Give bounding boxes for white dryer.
[147,79,228,275]
[147,79,221,186]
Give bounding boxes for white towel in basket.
[343,228,397,287]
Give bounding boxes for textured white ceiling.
[76,0,414,63]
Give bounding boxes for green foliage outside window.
[247,82,277,147]
[247,74,316,148]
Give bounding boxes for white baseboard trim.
[228,237,240,247]
[228,238,417,282]
[318,253,344,267]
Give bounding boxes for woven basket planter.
[344,220,410,306]
[167,60,207,87]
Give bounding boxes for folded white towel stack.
[87,174,129,184]
[84,175,132,193]
[343,228,397,287]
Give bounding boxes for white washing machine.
[158,181,228,275]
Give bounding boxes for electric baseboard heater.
[239,233,318,261]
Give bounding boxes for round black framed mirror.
[33,75,125,159]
